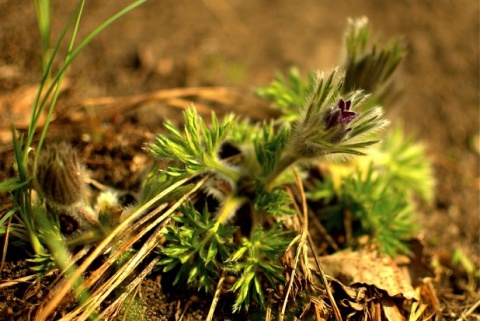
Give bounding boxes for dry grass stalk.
[35,175,196,320]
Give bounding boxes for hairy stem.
[214,196,246,228]
[266,154,297,191]
[209,158,243,183]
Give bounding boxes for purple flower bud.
[324,99,356,130]
[324,109,342,129]
[321,99,357,144]
[338,99,356,123]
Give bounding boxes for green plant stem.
[34,0,86,167]
[21,193,44,255]
[28,221,44,254]
[34,0,51,77]
[207,158,243,183]
[11,129,44,254]
[266,154,297,190]
[25,0,147,168]
[214,196,246,229]
[16,198,38,254]
[25,2,83,168]
[65,229,104,247]
[36,213,96,320]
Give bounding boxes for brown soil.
[0,0,478,320]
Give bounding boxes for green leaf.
[159,258,178,273]
[206,240,218,263]
[148,107,241,181]
[188,265,199,284]
[0,177,28,193]
[340,164,418,255]
[343,17,405,97]
[157,202,237,293]
[377,125,435,201]
[227,224,292,311]
[256,68,314,122]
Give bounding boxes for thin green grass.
[34,0,51,76]
[11,0,147,252]
[1,1,146,319]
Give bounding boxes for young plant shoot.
[144,17,433,313]
[146,66,395,310]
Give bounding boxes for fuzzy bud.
[323,99,356,144]
[35,142,88,208]
[285,69,388,163]
[324,99,356,128]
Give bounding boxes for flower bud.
[35,142,88,208]
[323,99,356,143]
[324,99,356,128]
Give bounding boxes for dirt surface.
[0,0,479,320]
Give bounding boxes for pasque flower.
[35,142,98,225]
[35,142,87,208]
[323,99,357,144]
[267,69,389,187]
[325,99,356,128]
[281,69,386,162]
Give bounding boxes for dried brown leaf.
[314,249,416,300]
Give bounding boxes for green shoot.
[33,0,51,76]
[343,17,405,96]
[343,17,406,105]
[148,108,242,181]
[227,224,292,311]
[8,0,147,255]
[158,203,237,293]
[256,68,314,122]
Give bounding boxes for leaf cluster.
[376,125,435,202]
[148,109,298,309]
[307,123,434,256]
[157,200,294,310]
[27,253,56,276]
[343,17,406,99]
[255,68,314,122]
[343,165,417,256]
[158,203,237,292]
[148,108,240,180]
[309,163,417,256]
[253,121,290,180]
[253,185,295,217]
[227,224,292,311]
